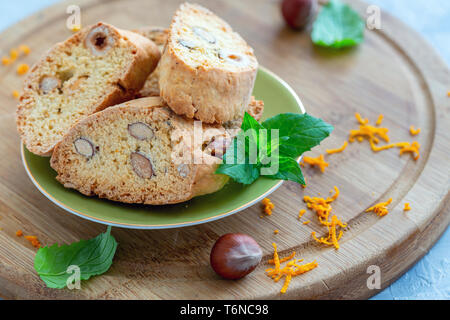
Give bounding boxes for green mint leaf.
[215,130,260,184]
[217,112,331,186]
[215,162,260,185]
[34,226,118,289]
[241,112,264,132]
[263,156,305,185]
[262,113,333,158]
[241,112,265,152]
[311,0,365,49]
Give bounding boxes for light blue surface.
[0,0,448,300]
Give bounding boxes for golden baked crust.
[50,96,263,205]
[134,26,169,97]
[16,22,161,156]
[159,3,258,124]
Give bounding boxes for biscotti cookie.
[134,26,168,97]
[17,22,161,156]
[159,3,258,123]
[51,97,264,205]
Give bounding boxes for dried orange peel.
[266,243,317,293]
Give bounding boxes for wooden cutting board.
[0,0,448,299]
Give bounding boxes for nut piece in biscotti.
[51,96,264,205]
[16,22,161,156]
[159,3,258,124]
[134,26,169,97]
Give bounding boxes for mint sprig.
[311,0,365,49]
[216,112,333,185]
[34,226,117,289]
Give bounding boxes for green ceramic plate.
[21,67,305,229]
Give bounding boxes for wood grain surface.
[0,0,449,299]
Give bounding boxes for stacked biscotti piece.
[17,3,262,205]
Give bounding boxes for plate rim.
[20,66,305,229]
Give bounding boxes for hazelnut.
[39,76,61,94]
[128,122,154,140]
[205,136,231,159]
[177,164,190,178]
[281,0,317,30]
[130,152,154,179]
[192,26,216,44]
[210,233,262,280]
[84,25,115,56]
[74,138,95,158]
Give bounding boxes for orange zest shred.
[403,203,411,211]
[298,209,306,219]
[262,198,274,215]
[302,154,329,172]
[350,113,420,160]
[266,244,318,294]
[304,187,347,249]
[326,141,348,154]
[269,251,296,265]
[274,229,279,234]
[2,56,10,65]
[17,63,29,75]
[24,235,41,248]
[409,125,420,136]
[10,48,18,61]
[303,220,311,225]
[350,113,390,145]
[16,230,23,237]
[355,112,369,125]
[375,114,384,126]
[12,90,20,99]
[398,141,420,160]
[18,45,31,55]
[365,198,392,217]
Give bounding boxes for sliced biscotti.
[17,22,161,156]
[134,26,168,51]
[51,96,264,205]
[159,3,258,123]
[134,26,169,97]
